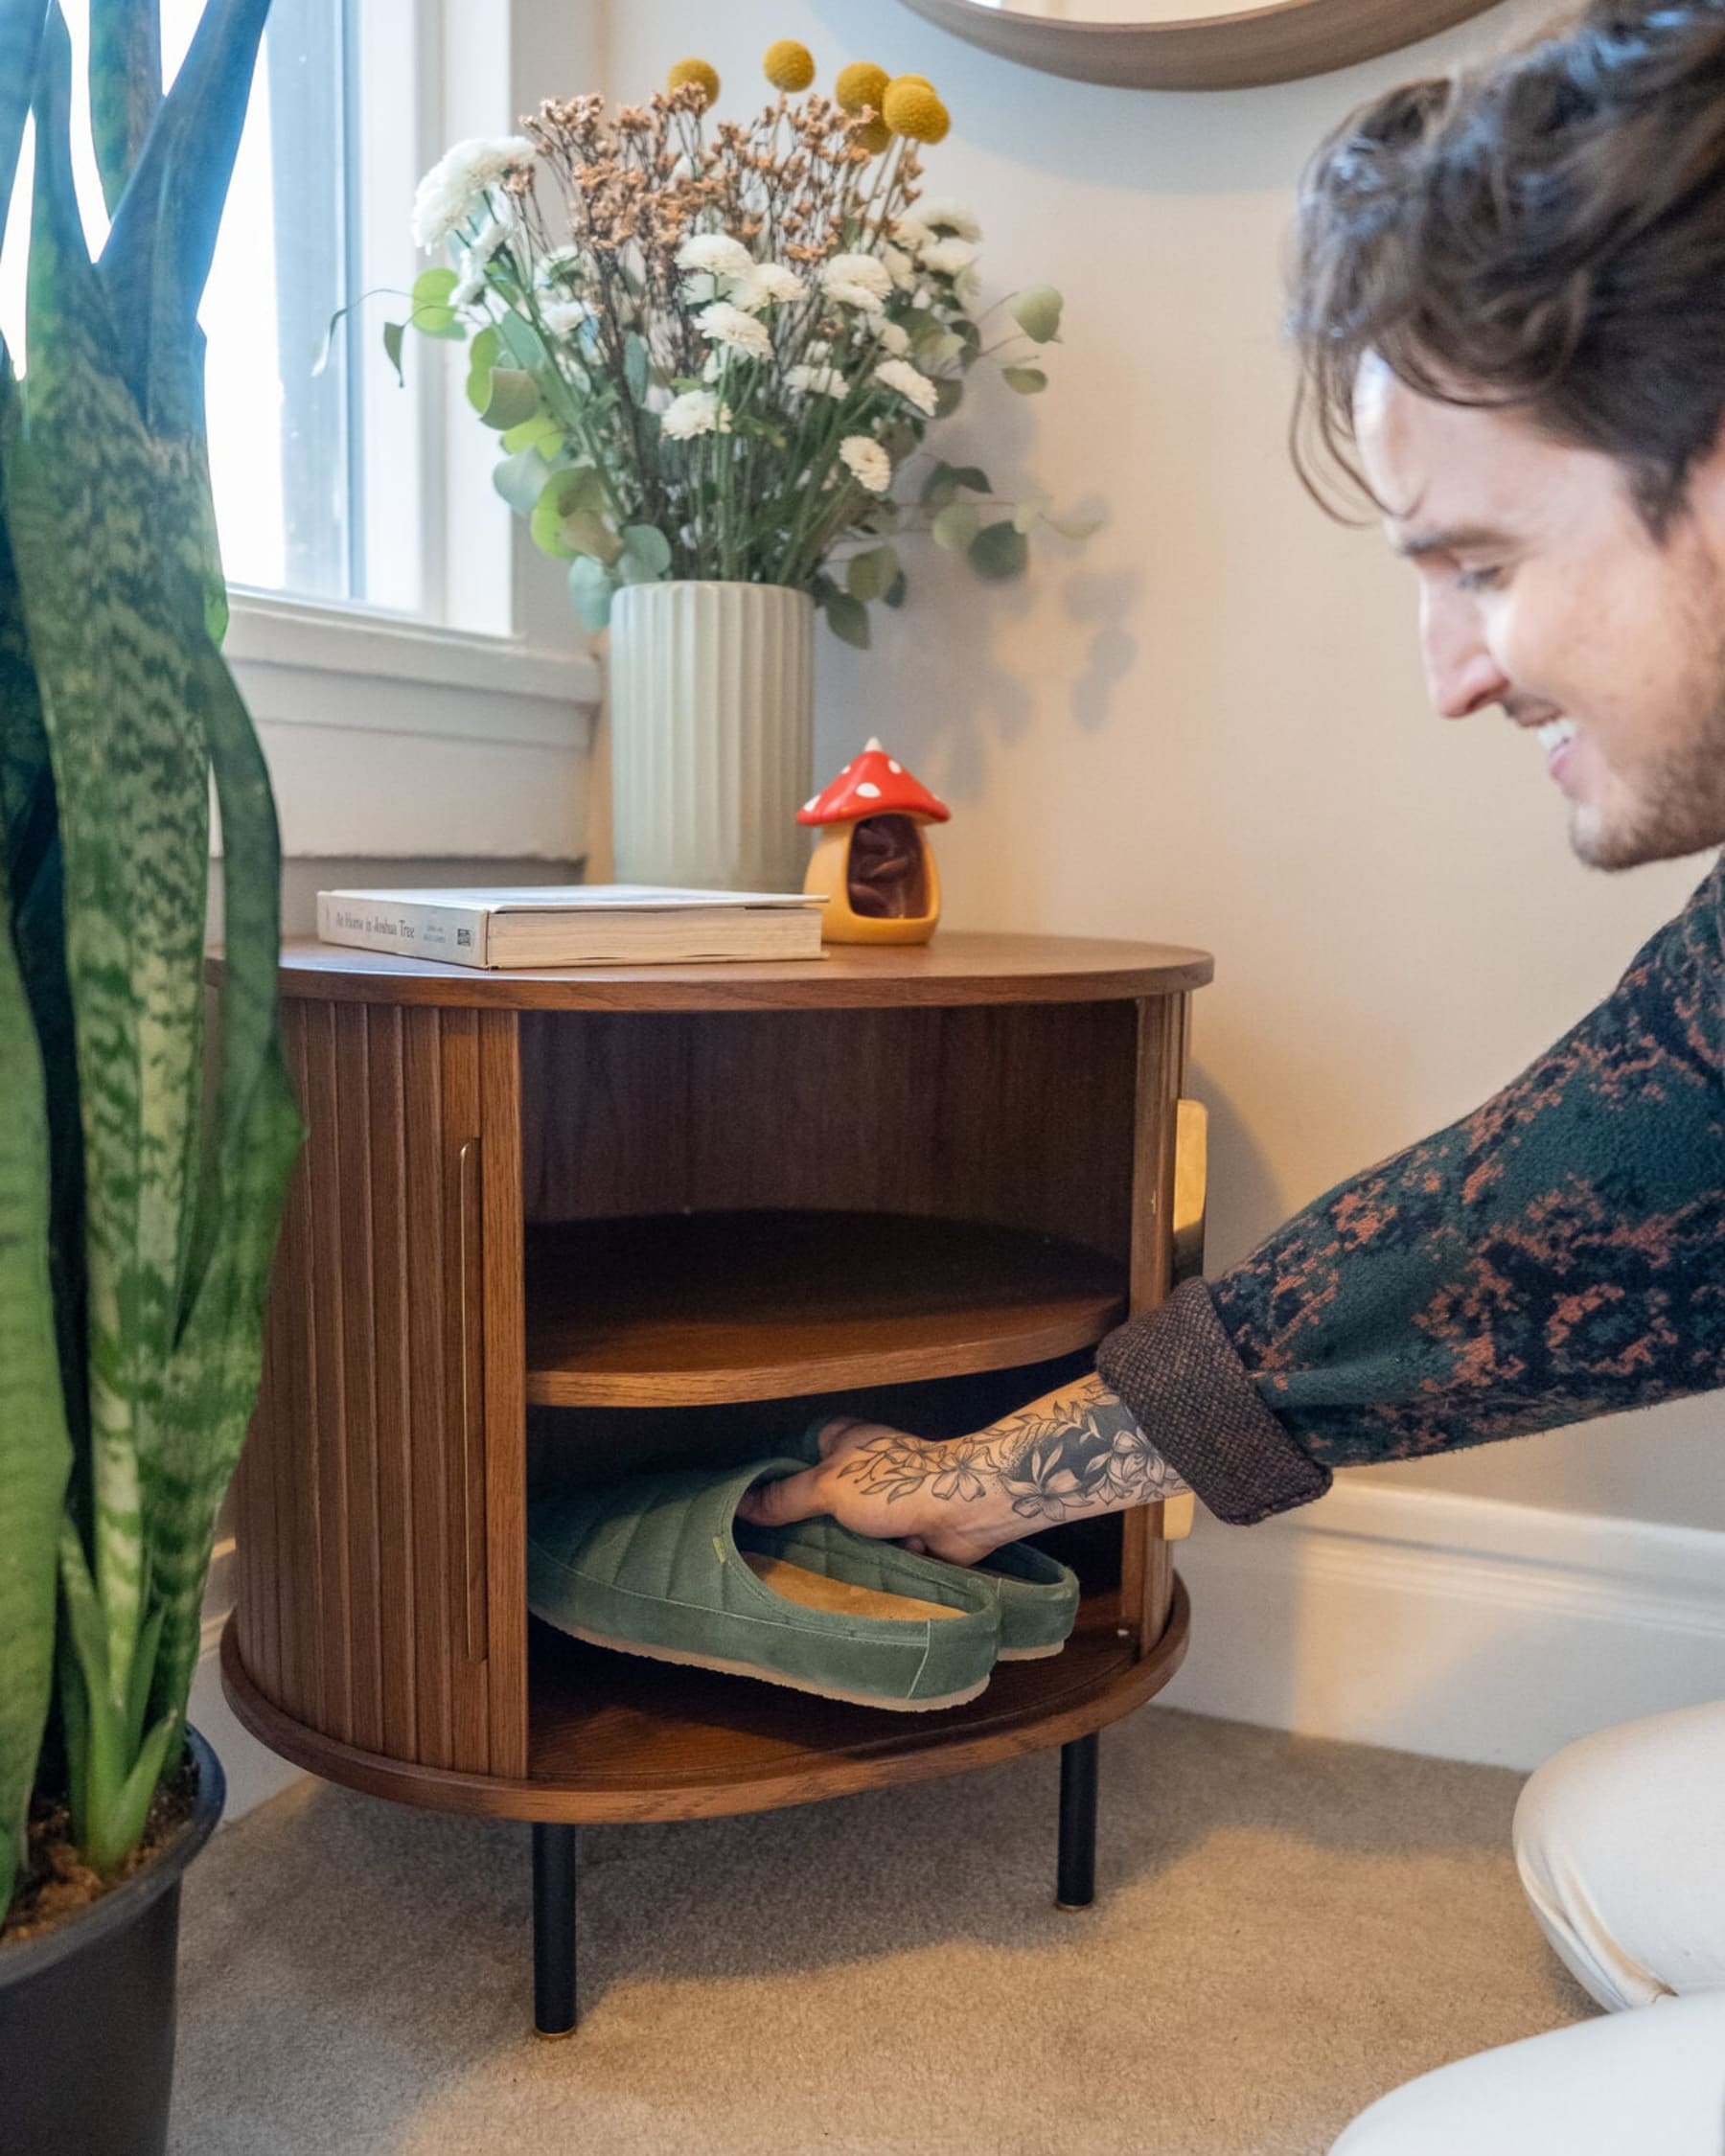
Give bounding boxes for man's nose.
[1421,591,1510,720]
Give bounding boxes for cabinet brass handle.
[457,1138,487,1663]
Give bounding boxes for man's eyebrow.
[1392,522,1517,561]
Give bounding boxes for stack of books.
[314,884,828,970]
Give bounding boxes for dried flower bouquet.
[395,44,1093,645]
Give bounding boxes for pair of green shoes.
[528,1420,1079,1712]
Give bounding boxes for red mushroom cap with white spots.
[796,738,951,826]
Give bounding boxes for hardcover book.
[315,884,828,970]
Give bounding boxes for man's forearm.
[831,1373,1190,1528]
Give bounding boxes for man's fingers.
[737,1466,824,1526]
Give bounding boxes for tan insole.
[743,1552,962,1623]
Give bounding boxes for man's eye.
[1456,564,1505,593]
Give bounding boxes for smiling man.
[741,3,1725,2145]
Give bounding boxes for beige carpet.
[171,1707,1593,2155]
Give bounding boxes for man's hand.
[737,1416,1026,1566]
[735,1378,1191,1558]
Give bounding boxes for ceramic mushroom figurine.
[797,739,951,944]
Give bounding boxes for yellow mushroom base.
[803,823,942,945]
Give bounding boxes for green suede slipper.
[792,1419,1081,1662]
[528,1458,1000,1712]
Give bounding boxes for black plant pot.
[0,1725,225,2156]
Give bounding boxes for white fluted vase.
[607,581,815,893]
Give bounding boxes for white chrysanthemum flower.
[919,236,978,277]
[880,242,917,291]
[542,299,591,334]
[920,199,981,241]
[661,388,732,440]
[464,216,509,272]
[411,135,535,249]
[806,337,832,361]
[875,320,909,356]
[872,357,938,417]
[822,252,893,302]
[891,213,933,253]
[954,264,982,311]
[677,232,754,279]
[840,434,892,494]
[786,363,848,399]
[698,300,773,361]
[823,280,885,315]
[730,262,805,312]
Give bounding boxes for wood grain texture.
[220,932,1213,1011]
[219,1581,1190,1823]
[228,998,527,1778]
[520,1001,1139,1257]
[889,0,1501,91]
[525,1211,1127,1406]
[1119,997,1186,1656]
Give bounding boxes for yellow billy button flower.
[666,57,721,107]
[764,39,816,92]
[852,116,892,156]
[835,60,890,115]
[883,76,950,144]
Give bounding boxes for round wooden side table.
[218,931,1213,2032]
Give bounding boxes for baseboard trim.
[1161,1480,1725,1770]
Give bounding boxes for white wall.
[600,0,1725,1535]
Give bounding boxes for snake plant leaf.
[89,0,162,215]
[0,0,48,226]
[0,876,73,1920]
[97,0,269,635]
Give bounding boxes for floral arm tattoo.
[832,1374,1191,1527]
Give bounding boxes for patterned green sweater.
[1098,856,1725,1525]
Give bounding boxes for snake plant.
[0,0,300,1922]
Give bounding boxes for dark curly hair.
[1290,3,1725,533]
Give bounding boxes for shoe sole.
[559,1620,993,1713]
[996,1640,1069,1663]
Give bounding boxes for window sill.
[224,592,601,861]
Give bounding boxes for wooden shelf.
[219,1580,1190,1825]
[525,1210,1129,1407]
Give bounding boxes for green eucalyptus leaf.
[619,523,672,579]
[1010,286,1064,344]
[568,556,614,629]
[920,461,991,509]
[1002,364,1047,395]
[382,319,405,386]
[883,569,908,608]
[823,589,871,649]
[495,312,547,371]
[913,327,964,368]
[562,510,623,563]
[530,468,607,558]
[501,413,563,457]
[410,265,465,340]
[846,543,899,604]
[494,447,554,516]
[933,378,963,419]
[931,501,979,552]
[1013,493,1051,536]
[969,519,1030,580]
[475,367,539,431]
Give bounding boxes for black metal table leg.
[532,1823,579,2036]
[1056,1732,1100,1910]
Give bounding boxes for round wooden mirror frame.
[891,0,1506,92]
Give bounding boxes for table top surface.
[220,931,1214,1012]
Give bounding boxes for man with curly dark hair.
[746,5,1725,2142]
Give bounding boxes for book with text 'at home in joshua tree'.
[315,884,829,969]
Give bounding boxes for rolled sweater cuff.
[1096,1279,1331,1525]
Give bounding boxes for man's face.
[1354,356,1725,869]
